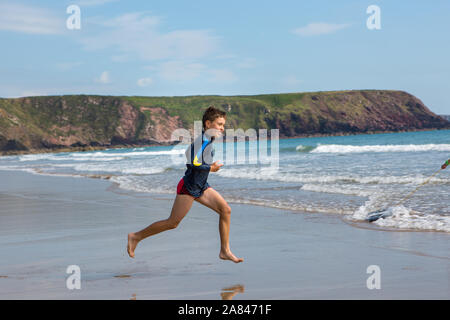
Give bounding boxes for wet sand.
[0,170,449,299]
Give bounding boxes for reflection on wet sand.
[220,284,245,300]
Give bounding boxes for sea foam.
[309,144,450,154]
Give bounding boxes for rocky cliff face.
[0,90,448,154]
[260,90,450,137]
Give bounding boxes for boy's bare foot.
[219,249,244,263]
[127,233,139,258]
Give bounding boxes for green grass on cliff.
[1,90,448,154]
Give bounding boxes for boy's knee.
[166,219,180,229]
[221,205,231,216]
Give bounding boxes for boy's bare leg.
[195,188,243,263]
[127,194,194,258]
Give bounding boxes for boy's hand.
[210,161,223,172]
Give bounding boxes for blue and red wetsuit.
[177,131,215,198]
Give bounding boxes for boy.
[127,106,243,263]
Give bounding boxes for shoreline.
[3,166,450,235]
[0,169,449,299]
[1,127,448,157]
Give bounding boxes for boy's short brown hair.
[202,105,226,130]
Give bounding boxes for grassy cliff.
[0,90,449,155]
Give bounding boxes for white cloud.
[281,75,303,88]
[55,61,84,71]
[95,71,111,84]
[214,54,237,60]
[292,22,351,36]
[137,77,153,87]
[79,12,219,61]
[110,55,130,62]
[75,0,118,6]
[236,58,257,69]
[158,61,207,82]
[155,60,236,84]
[0,2,64,35]
[208,68,237,83]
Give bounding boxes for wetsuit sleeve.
[193,140,209,166]
[186,139,212,171]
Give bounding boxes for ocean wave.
[17,149,185,162]
[18,154,126,162]
[372,207,450,232]
[72,149,186,158]
[18,154,55,161]
[69,163,169,175]
[301,184,373,197]
[309,144,450,154]
[352,202,450,233]
[109,176,174,194]
[224,196,353,215]
[216,168,448,185]
[0,166,42,174]
[295,145,316,152]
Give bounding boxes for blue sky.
[1,0,449,114]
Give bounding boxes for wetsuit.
[177,130,215,198]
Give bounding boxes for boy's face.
[205,117,226,137]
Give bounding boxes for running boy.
[127,106,243,263]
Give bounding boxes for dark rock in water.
[366,209,392,222]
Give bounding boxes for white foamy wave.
[110,176,173,194]
[70,156,125,161]
[18,153,125,162]
[71,152,127,158]
[85,149,185,158]
[295,145,315,152]
[0,165,41,174]
[357,175,448,185]
[121,167,168,175]
[301,184,373,197]
[351,197,450,232]
[216,168,448,185]
[70,163,168,175]
[373,206,450,232]
[225,196,353,215]
[311,144,450,154]
[18,149,185,162]
[0,165,89,178]
[19,154,54,161]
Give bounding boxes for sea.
[1,129,449,232]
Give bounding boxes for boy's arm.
[186,139,212,171]
[192,140,209,166]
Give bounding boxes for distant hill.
[1,90,449,155]
[439,115,450,122]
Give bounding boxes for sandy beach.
[0,170,449,300]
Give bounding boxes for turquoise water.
[1,129,449,232]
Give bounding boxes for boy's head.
[202,105,226,137]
